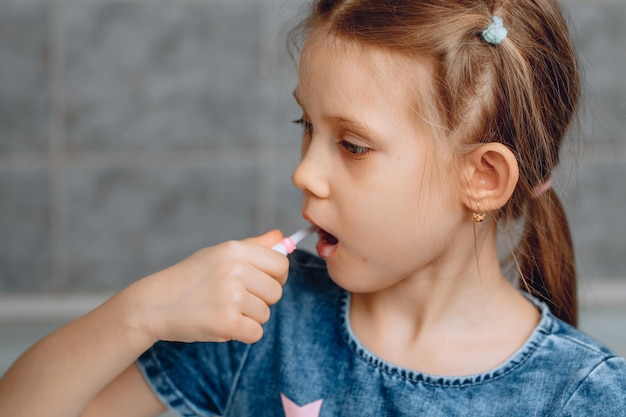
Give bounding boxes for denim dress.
[137,250,626,416]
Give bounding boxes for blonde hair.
[289,0,580,325]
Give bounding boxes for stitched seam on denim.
[223,343,253,415]
[138,348,206,417]
[340,291,552,388]
[561,357,619,410]
[557,332,616,356]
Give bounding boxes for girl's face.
[292,36,468,293]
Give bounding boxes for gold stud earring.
[471,202,486,223]
[471,212,486,223]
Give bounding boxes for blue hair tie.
[481,16,508,45]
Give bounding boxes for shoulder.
[522,295,619,368]
[560,353,626,415]
[549,314,622,368]
[548,316,618,360]
[535,310,626,414]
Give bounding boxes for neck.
[353,223,506,328]
[349,222,539,375]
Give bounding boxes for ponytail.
[517,189,577,326]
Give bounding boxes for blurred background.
[0,0,624,405]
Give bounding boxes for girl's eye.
[292,118,313,136]
[339,140,371,159]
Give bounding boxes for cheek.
[362,166,458,253]
[339,184,422,262]
[338,148,457,239]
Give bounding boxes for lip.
[302,212,340,259]
[301,212,319,230]
[301,212,328,236]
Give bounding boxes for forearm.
[0,287,155,417]
[0,233,288,417]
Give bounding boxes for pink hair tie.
[531,178,552,198]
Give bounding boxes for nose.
[291,141,331,199]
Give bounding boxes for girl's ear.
[461,142,519,212]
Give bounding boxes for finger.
[244,270,283,306]
[243,229,284,248]
[231,315,264,344]
[240,292,272,325]
[236,242,290,286]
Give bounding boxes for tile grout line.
[1,279,626,323]
[254,1,284,233]
[48,0,70,290]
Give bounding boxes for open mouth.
[316,227,339,259]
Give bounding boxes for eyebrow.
[292,88,377,145]
[332,117,371,135]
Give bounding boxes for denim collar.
[340,290,554,387]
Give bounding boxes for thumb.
[244,229,284,248]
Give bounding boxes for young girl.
[1,0,625,416]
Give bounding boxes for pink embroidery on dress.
[280,393,323,417]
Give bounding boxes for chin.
[325,260,389,294]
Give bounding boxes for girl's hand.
[123,229,289,345]
[0,231,288,417]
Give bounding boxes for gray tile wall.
[0,0,624,293]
